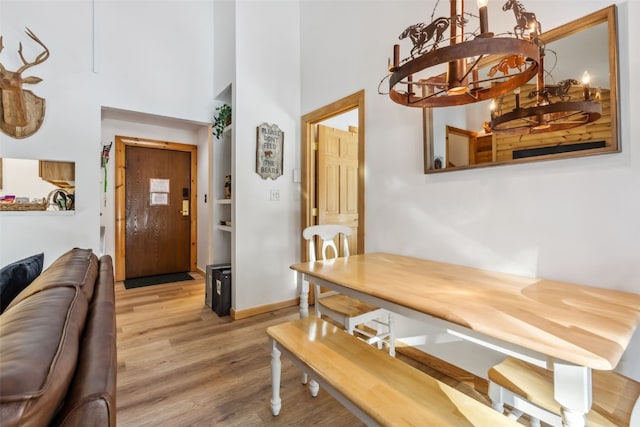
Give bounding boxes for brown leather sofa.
[0,248,116,427]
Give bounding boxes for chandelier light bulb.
[582,70,591,100]
[490,99,497,119]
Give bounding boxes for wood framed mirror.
[424,5,619,173]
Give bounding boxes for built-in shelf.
[212,83,233,267]
[216,199,232,232]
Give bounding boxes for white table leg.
[309,379,319,397]
[629,396,640,426]
[388,313,396,357]
[298,271,309,385]
[553,361,591,427]
[270,340,282,416]
[298,271,309,319]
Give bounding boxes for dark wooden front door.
[125,146,191,278]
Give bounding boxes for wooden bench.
[488,356,640,427]
[267,316,521,426]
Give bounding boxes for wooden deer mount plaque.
[0,28,50,139]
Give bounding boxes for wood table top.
[291,253,640,370]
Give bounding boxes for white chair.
[302,224,395,356]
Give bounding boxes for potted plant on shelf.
[212,104,232,139]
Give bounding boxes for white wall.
[233,1,301,311]
[300,0,640,380]
[0,1,101,267]
[213,0,235,98]
[96,1,215,123]
[0,1,214,269]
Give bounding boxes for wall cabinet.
[38,160,75,189]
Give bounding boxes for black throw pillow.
[0,253,44,313]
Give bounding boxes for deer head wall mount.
[0,28,50,139]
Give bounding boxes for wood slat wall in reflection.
[494,84,612,162]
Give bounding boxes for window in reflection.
[0,158,75,211]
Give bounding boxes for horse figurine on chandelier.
[528,79,580,104]
[399,15,468,59]
[502,0,541,39]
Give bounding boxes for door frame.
[114,135,198,281]
[300,90,366,262]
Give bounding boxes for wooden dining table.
[290,252,640,427]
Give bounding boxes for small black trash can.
[205,264,230,310]
[212,268,231,316]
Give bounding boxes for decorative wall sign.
[0,28,50,139]
[256,123,283,180]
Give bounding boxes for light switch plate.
[293,168,301,183]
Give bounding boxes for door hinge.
[311,208,318,217]
[313,142,318,151]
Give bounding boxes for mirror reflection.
[0,158,75,211]
[425,6,618,173]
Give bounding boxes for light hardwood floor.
[115,273,520,426]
